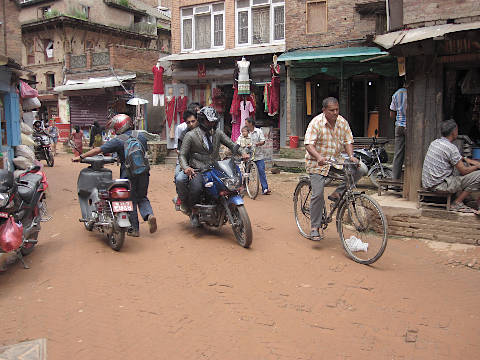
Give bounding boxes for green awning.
[277,46,388,62]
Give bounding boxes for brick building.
[18,0,171,133]
[278,0,399,144]
[162,0,286,149]
[374,0,480,200]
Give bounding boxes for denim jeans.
[128,172,153,231]
[255,159,269,192]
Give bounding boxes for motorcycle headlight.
[224,178,236,191]
[0,193,10,207]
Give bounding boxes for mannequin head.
[273,55,278,66]
[179,87,185,96]
[167,87,174,97]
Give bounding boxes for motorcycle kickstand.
[16,251,30,269]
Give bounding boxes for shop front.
[278,47,399,142]
[162,46,286,154]
[374,22,480,200]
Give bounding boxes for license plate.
[112,201,133,212]
[0,212,8,218]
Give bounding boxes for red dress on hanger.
[152,66,165,94]
[165,96,176,139]
[176,95,188,123]
[268,64,280,117]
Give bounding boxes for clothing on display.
[240,100,254,130]
[153,93,165,107]
[152,65,165,107]
[237,57,251,95]
[176,95,188,123]
[268,64,280,117]
[165,96,176,140]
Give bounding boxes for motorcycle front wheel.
[107,229,125,251]
[46,149,54,167]
[230,205,252,248]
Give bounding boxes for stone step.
[272,157,305,168]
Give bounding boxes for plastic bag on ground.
[0,217,23,252]
[345,235,368,252]
[15,145,36,163]
[21,133,35,146]
[13,156,34,170]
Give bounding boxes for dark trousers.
[189,173,204,209]
[392,125,406,180]
[128,172,153,230]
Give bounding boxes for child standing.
[236,126,252,150]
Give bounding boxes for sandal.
[328,192,340,202]
[309,229,324,241]
[450,202,476,213]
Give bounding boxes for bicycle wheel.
[245,161,259,199]
[337,194,388,264]
[293,179,312,239]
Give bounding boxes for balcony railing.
[70,55,87,69]
[130,22,157,36]
[92,52,110,66]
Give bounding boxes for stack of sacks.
[20,122,35,147]
[13,145,37,177]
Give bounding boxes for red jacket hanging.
[152,66,165,94]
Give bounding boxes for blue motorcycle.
[175,158,253,248]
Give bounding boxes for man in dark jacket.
[178,107,248,226]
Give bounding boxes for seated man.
[179,106,248,227]
[422,119,480,213]
[304,97,367,241]
[174,110,198,211]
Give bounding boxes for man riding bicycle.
[304,97,367,241]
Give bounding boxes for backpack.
[119,132,149,177]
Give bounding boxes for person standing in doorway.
[246,118,270,195]
[390,78,408,180]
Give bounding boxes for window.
[44,39,54,61]
[306,1,327,34]
[235,0,284,47]
[85,40,94,51]
[40,6,51,18]
[26,40,35,65]
[81,5,90,19]
[46,73,55,89]
[181,3,225,52]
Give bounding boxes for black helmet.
[197,106,218,134]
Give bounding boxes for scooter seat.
[17,173,43,204]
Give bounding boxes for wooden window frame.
[45,73,55,90]
[306,0,328,35]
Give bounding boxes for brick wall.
[285,0,377,50]
[111,45,160,73]
[403,0,480,27]
[0,0,22,63]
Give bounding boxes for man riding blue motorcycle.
[177,107,249,227]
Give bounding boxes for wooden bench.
[417,189,453,211]
[378,178,403,196]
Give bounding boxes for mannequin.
[165,87,176,148]
[268,55,280,117]
[236,56,250,95]
[176,87,188,123]
[152,61,165,107]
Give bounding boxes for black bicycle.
[238,147,260,199]
[293,159,388,264]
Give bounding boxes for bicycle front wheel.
[337,194,388,264]
[293,179,312,239]
[246,161,259,199]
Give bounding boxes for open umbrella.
[127,97,149,105]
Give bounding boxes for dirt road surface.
[1,154,479,359]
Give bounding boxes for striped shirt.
[304,113,354,176]
[422,137,462,189]
[390,88,407,127]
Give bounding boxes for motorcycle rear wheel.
[107,229,125,251]
[230,205,252,248]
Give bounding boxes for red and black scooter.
[0,166,49,269]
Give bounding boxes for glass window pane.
[237,0,249,8]
[195,5,210,14]
[195,14,211,50]
[253,0,268,5]
[238,11,248,44]
[252,7,270,44]
[183,18,192,49]
[214,14,224,46]
[182,8,193,16]
[212,3,224,12]
[274,6,284,40]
